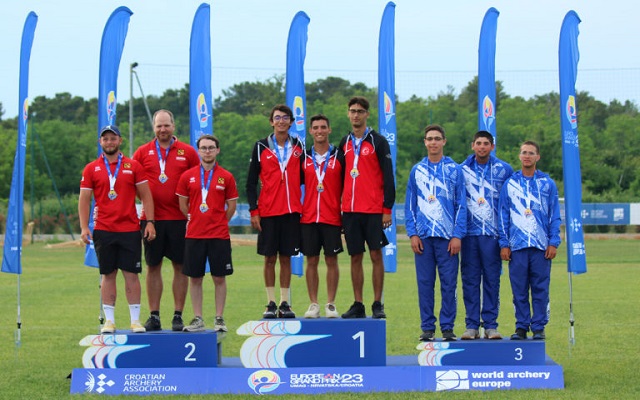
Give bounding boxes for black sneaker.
[371,301,386,319]
[442,330,457,341]
[263,301,277,319]
[144,315,161,331]
[532,330,546,340]
[420,330,435,341]
[510,328,527,340]
[278,301,296,318]
[171,314,184,332]
[341,301,366,318]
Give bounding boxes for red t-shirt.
[133,137,200,220]
[301,147,343,226]
[80,154,146,232]
[176,164,239,239]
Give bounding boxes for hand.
[545,245,557,260]
[80,228,92,244]
[410,235,423,255]
[448,238,461,256]
[144,224,156,241]
[382,213,392,229]
[251,215,262,232]
[500,247,511,261]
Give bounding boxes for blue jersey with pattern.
[405,156,467,240]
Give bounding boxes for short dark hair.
[348,96,369,111]
[197,134,219,148]
[309,114,330,127]
[522,140,540,154]
[473,130,494,144]
[269,104,294,122]
[424,124,446,140]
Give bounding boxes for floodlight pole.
[129,62,138,157]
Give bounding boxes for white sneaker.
[183,316,205,332]
[101,320,116,334]
[214,317,228,332]
[130,320,146,333]
[325,303,339,318]
[304,303,320,318]
[461,328,479,340]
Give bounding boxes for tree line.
[1,75,638,233]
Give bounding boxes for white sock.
[103,304,115,323]
[129,304,141,323]
[280,287,290,304]
[266,287,276,303]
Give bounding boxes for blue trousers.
[460,235,502,330]
[414,237,459,332]
[508,248,551,332]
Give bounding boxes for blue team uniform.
[460,154,513,330]
[405,156,466,332]
[498,170,561,333]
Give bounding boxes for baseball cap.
[100,125,121,137]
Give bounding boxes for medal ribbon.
[270,134,292,177]
[102,153,122,197]
[475,161,487,202]
[155,138,174,179]
[311,145,332,188]
[520,174,540,213]
[200,163,216,206]
[349,128,369,172]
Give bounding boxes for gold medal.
[108,190,118,200]
[477,197,486,205]
[350,168,359,178]
[317,183,324,192]
[199,203,209,213]
[427,195,436,203]
[524,208,532,217]
[159,173,168,183]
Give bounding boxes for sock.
[280,287,290,304]
[266,287,276,303]
[103,304,115,323]
[151,310,160,317]
[174,310,182,317]
[129,304,141,323]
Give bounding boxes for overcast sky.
[2,0,639,119]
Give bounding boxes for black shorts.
[257,213,301,257]
[300,223,343,257]
[183,238,233,278]
[141,220,187,266]
[93,230,142,275]
[342,212,389,256]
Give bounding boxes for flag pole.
[15,275,22,349]
[568,272,575,347]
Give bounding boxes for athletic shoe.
[278,301,296,318]
[131,320,146,333]
[325,303,340,318]
[263,301,277,319]
[144,315,161,331]
[510,328,527,340]
[419,330,435,341]
[532,330,546,340]
[304,303,320,319]
[342,302,366,318]
[461,329,480,340]
[442,330,457,341]
[371,301,386,319]
[171,314,184,332]
[101,320,116,334]
[484,328,503,340]
[214,317,228,332]
[183,316,205,332]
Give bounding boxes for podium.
[70,319,564,395]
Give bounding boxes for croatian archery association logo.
[248,370,282,394]
[84,371,116,394]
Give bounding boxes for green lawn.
[0,237,638,399]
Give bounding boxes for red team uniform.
[80,154,147,232]
[176,164,239,239]
[301,146,344,226]
[133,137,200,220]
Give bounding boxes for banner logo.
[197,93,210,128]
[106,90,116,125]
[383,91,395,124]
[482,95,495,131]
[248,370,282,394]
[84,371,115,394]
[435,370,469,391]
[292,96,305,131]
[565,95,577,129]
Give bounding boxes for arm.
[178,195,189,218]
[225,198,237,221]
[136,182,156,240]
[376,134,396,213]
[78,189,93,244]
[246,142,261,216]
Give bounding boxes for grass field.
[0,236,638,399]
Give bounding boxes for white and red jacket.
[301,146,344,226]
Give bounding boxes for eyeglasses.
[425,137,443,142]
[349,109,367,115]
[199,146,217,152]
[520,151,537,156]
[273,115,291,122]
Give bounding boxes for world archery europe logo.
[197,93,210,128]
[435,369,470,391]
[482,95,495,132]
[106,90,116,125]
[247,370,282,395]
